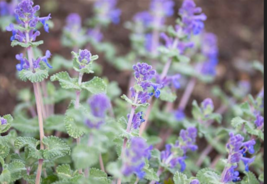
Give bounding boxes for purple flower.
[87,28,103,42]
[129,112,145,129]
[15,51,52,71]
[78,49,91,68]
[88,93,110,118]
[134,11,153,25]
[94,0,121,24]
[254,115,264,128]
[122,137,152,178]
[175,109,185,121]
[150,0,175,17]
[201,98,214,116]
[65,13,81,32]
[0,118,7,125]
[201,33,218,76]
[179,0,207,35]
[133,62,156,82]
[221,133,256,182]
[0,1,9,16]
[85,94,111,129]
[161,127,198,171]
[190,179,200,184]
[222,166,240,183]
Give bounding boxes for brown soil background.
[0,0,264,115]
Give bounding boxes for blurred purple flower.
[129,112,145,129]
[122,137,153,178]
[94,0,121,24]
[85,93,111,129]
[201,33,218,76]
[179,0,207,35]
[0,117,7,125]
[87,28,103,42]
[254,115,264,128]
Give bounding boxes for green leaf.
[45,115,66,133]
[56,164,73,180]
[12,115,39,133]
[7,160,26,182]
[42,136,70,160]
[18,68,49,83]
[0,114,13,134]
[11,40,30,47]
[0,144,10,159]
[0,169,11,184]
[258,174,264,182]
[72,144,99,169]
[231,117,247,128]
[89,168,107,178]
[30,40,44,47]
[64,115,86,139]
[241,172,260,184]
[143,167,159,182]
[14,137,42,159]
[252,61,264,73]
[196,168,221,184]
[173,172,190,184]
[121,95,149,107]
[81,77,107,94]
[51,71,81,90]
[159,87,177,102]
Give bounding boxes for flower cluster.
[161,127,198,171]
[201,98,214,117]
[254,115,264,128]
[94,0,121,24]
[78,49,91,68]
[6,0,52,71]
[190,179,200,184]
[130,62,157,103]
[15,50,51,71]
[85,94,110,129]
[221,133,256,183]
[179,0,207,35]
[150,0,175,18]
[0,0,19,17]
[201,33,219,76]
[121,137,153,179]
[128,112,145,129]
[0,117,7,125]
[87,28,103,43]
[65,13,82,34]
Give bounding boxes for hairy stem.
[27,46,45,184]
[117,93,138,184]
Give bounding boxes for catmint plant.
[0,0,263,184]
[221,133,256,183]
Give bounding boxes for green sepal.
[72,51,99,74]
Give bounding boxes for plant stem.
[149,167,164,184]
[134,178,139,184]
[27,45,45,184]
[75,72,83,109]
[99,154,105,172]
[178,77,197,110]
[117,93,138,184]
